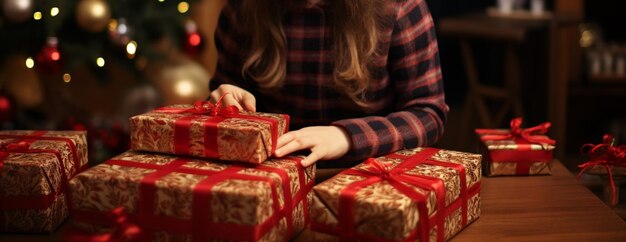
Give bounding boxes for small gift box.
[130,100,289,164]
[475,118,556,176]
[577,134,626,207]
[69,151,315,241]
[310,147,482,242]
[0,130,88,233]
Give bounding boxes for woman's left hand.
[274,126,351,167]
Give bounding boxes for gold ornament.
[0,55,44,108]
[145,56,210,105]
[3,0,34,23]
[76,0,111,33]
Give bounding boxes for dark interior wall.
[585,1,626,42]
[426,0,494,105]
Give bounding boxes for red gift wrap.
[0,130,88,233]
[68,151,315,242]
[130,101,289,164]
[475,118,556,176]
[310,147,482,242]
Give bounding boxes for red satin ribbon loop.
[192,93,240,117]
[577,134,626,207]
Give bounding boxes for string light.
[63,73,72,83]
[108,19,118,32]
[50,51,60,61]
[96,57,105,67]
[177,2,189,14]
[33,11,42,20]
[50,7,59,17]
[188,33,201,46]
[25,57,34,69]
[126,41,137,55]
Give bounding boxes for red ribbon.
[577,134,626,207]
[0,131,85,231]
[71,157,313,241]
[475,117,556,145]
[312,148,481,242]
[63,207,142,242]
[154,94,286,161]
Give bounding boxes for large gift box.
[475,118,556,176]
[130,101,289,164]
[0,130,88,233]
[69,151,315,241]
[310,147,482,242]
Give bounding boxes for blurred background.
[0,0,624,216]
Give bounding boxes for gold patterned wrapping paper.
[69,151,315,241]
[0,130,88,233]
[130,104,289,164]
[476,128,555,176]
[310,147,482,242]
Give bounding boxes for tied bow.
[357,158,406,179]
[64,207,142,242]
[191,93,239,116]
[577,134,626,207]
[479,117,555,145]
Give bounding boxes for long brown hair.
[238,0,389,105]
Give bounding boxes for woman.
[209,0,448,167]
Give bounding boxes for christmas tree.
[0,0,213,164]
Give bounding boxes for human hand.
[274,126,351,167]
[209,84,256,112]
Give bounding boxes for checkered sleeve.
[209,4,248,91]
[332,0,449,161]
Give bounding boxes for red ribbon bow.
[191,93,239,117]
[64,207,142,242]
[477,117,555,145]
[577,134,626,207]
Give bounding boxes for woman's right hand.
[209,84,257,112]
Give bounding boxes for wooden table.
[452,160,626,241]
[3,161,626,241]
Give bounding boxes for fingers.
[276,131,321,167]
[301,150,322,167]
[221,94,244,111]
[209,84,256,112]
[275,131,313,157]
[242,92,256,112]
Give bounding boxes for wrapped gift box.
[577,134,625,207]
[0,130,88,233]
[475,118,555,176]
[310,147,482,242]
[69,151,314,241]
[130,102,289,164]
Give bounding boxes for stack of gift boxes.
[1,100,486,241]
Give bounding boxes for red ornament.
[0,95,13,122]
[188,33,201,47]
[183,20,202,56]
[36,37,62,74]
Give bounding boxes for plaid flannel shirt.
[210,0,448,164]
